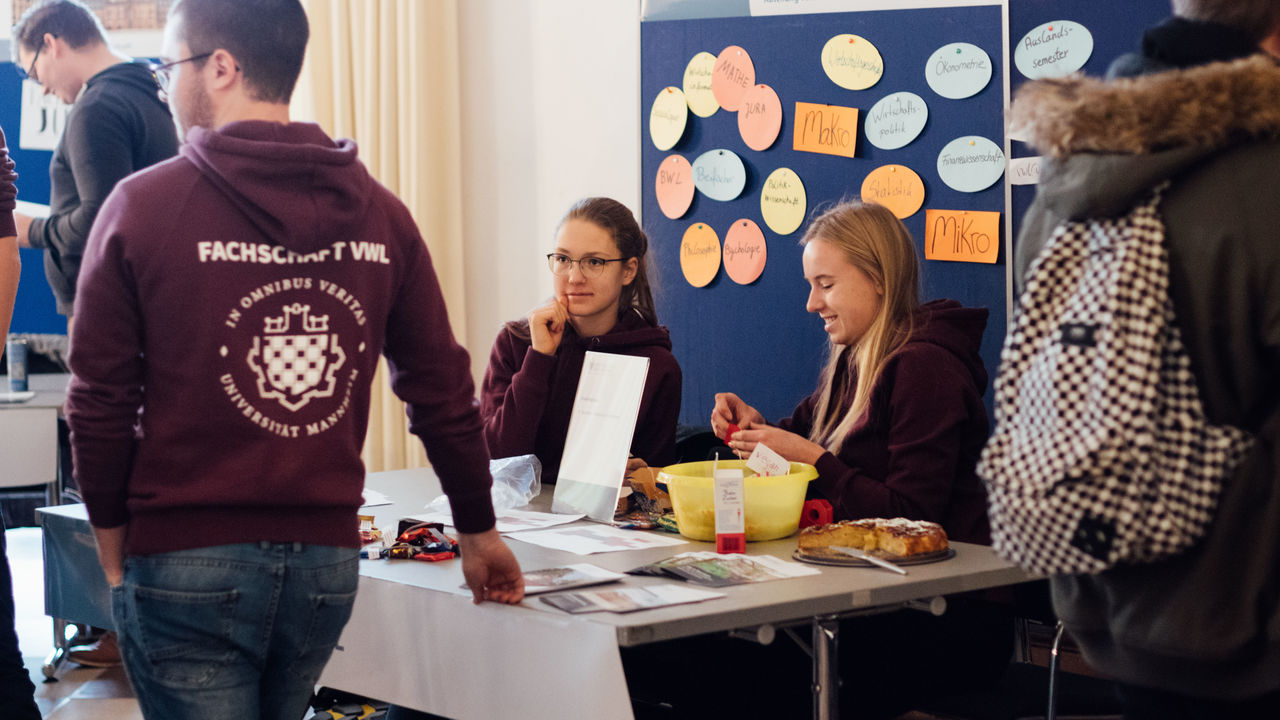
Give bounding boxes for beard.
[173,76,215,141]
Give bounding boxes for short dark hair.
[170,0,308,104]
[1171,0,1280,42]
[12,0,108,58]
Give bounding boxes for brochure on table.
[552,351,650,522]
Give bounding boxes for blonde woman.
[628,201,1008,719]
[710,200,991,545]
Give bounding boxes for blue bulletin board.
[0,61,64,335]
[642,0,1174,427]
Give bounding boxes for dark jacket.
[480,309,682,483]
[1011,19,1280,699]
[780,300,991,545]
[67,121,494,555]
[27,61,177,314]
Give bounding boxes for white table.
[320,468,1036,720]
[0,372,69,506]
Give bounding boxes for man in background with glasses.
[10,0,177,339]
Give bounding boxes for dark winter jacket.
[1011,19,1280,699]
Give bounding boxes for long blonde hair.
[804,201,921,454]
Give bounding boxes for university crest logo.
[247,303,347,411]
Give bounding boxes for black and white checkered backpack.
[978,182,1254,576]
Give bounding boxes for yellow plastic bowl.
[658,459,818,542]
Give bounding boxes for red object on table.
[799,499,834,529]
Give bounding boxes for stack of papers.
[541,584,724,614]
[522,564,626,595]
[629,552,820,587]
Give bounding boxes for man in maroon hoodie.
[64,1,523,717]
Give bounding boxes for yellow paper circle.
[711,45,756,112]
[760,168,807,236]
[683,51,720,118]
[680,223,721,288]
[860,164,926,219]
[650,86,688,151]
[821,34,884,91]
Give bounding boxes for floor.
[10,526,145,720]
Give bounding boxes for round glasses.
[546,253,625,278]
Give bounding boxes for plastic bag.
[423,454,542,515]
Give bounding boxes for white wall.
[458,0,641,384]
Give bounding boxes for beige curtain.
[293,0,467,472]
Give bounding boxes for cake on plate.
[798,518,948,557]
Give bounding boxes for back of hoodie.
[66,121,494,555]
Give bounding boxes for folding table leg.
[812,614,840,720]
[41,617,69,679]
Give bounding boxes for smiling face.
[552,218,638,336]
[803,237,884,347]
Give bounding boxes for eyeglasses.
[149,53,212,94]
[15,36,50,84]
[546,253,625,278]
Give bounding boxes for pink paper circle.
[737,84,783,151]
[723,218,767,285]
[655,155,695,220]
[711,45,756,112]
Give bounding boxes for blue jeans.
[112,542,359,720]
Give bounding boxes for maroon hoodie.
[781,300,992,544]
[66,121,494,555]
[480,309,682,483]
[0,125,15,238]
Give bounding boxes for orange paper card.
[793,102,858,159]
[924,210,1000,263]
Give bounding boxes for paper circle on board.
[655,155,695,220]
[649,86,688,151]
[925,42,992,99]
[821,34,884,91]
[683,51,720,118]
[737,84,783,151]
[723,218,767,285]
[1015,21,1093,79]
[711,45,756,112]
[865,92,928,150]
[681,223,721,288]
[861,165,926,219]
[937,136,1005,193]
[692,148,747,202]
[760,167,807,236]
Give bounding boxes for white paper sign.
[19,81,70,151]
[1015,21,1094,80]
[552,351,650,522]
[936,135,1005,193]
[746,442,789,477]
[1009,156,1042,186]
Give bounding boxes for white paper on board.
[1009,156,1042,186]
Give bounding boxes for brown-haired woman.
[479,197,681,482]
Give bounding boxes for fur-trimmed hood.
[1011,54,1280,222]
[1011,55,1280,159]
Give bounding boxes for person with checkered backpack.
[989,2,1280,717]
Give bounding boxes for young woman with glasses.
[479,197,681,484]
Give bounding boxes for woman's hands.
[726,424,826,465]
[712,392,825,465]
[529,295,570,355]
[710,392,765,439]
